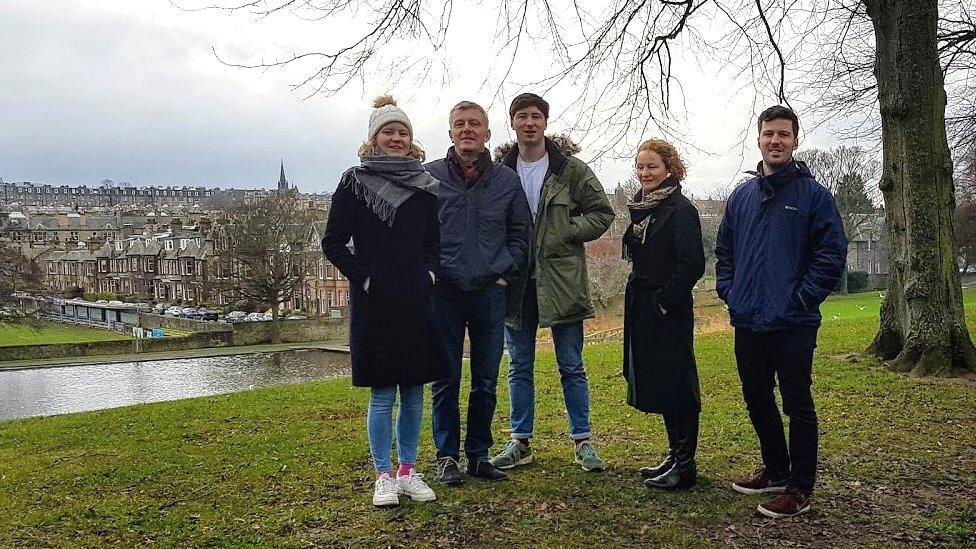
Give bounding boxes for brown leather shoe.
[731,466,788,494]
[757,487,811,518]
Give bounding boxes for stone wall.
[0,339,134,361]
[139,313,230,333]
[135,331,233,353]
[230,318,348,346]
[0,331,236,362]
[0,318,349,363]
[137,314,349,344]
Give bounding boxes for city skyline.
[1,161,310,193]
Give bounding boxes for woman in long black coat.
[321,95,447,508]
[623,138,706,490]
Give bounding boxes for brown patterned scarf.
[447,147,490,187]
[627,181,679,244]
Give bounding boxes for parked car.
[152,303,169,315]
[225,310,247,322]
[244,312,268,322]
[165,306,183,316]
[181,307,201,319]
[199,308,219,321]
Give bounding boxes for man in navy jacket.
[715,105,847,518]
[425,100,532,485]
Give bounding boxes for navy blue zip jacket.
[426,148,532,291]
[715,160,848,331]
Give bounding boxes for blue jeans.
[367,384,424,473]
[505,284,592,441]
[430,282,507,462]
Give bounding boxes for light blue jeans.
[367,384,424,473]
[505,287,592,441]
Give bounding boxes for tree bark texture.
[271,301,282,344]
[864,0,976,374]
[839,262,849,294]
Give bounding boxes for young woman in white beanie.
[322,95,447,507]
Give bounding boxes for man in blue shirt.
[716,105,848,518]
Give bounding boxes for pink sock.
[397,463,414,477]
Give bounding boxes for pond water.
[0,349,351,421]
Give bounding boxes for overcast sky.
[0,0,848,197]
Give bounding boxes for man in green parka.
[491,93,615,472]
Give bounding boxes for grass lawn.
[0,292,974,547]
[0,320,131,347]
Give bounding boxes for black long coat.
[623,187,706,414]
[321,179,448,388]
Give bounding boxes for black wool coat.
[622,186,706,415]
[321,178,448,388]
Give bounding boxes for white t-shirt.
[517,153,549,217]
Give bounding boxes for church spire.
[278,160,288,192]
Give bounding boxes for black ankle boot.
[644,461,697,489]
[645,413,698,490]
[639,451,675,479]
[640,416,678,478]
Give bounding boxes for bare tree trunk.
[271,300,282,344]
[839,262,849,294]
[865,0,976,374]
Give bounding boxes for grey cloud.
[0,0,360,192]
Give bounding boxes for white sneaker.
[396,470,437,502]
[373,473,400,507]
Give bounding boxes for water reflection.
[0,349,350,421]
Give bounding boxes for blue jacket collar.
[746,159,812,181]
[746,160,812,198]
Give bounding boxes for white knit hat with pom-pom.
[367,95,413,141]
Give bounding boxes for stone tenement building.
[3,165,344,314]
[3,181,218,207]
[2,209,206,256]
[40,221,350,316]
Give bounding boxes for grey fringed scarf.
[349,155,438,227]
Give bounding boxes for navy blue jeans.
[430,282,507,462]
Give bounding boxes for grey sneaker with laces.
[574,441,607,472]
[435,456,463,485]
[490,439,533,470]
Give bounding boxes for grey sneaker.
[435,456,463,485]
[490,439,533,470]
[574,441,606,472]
